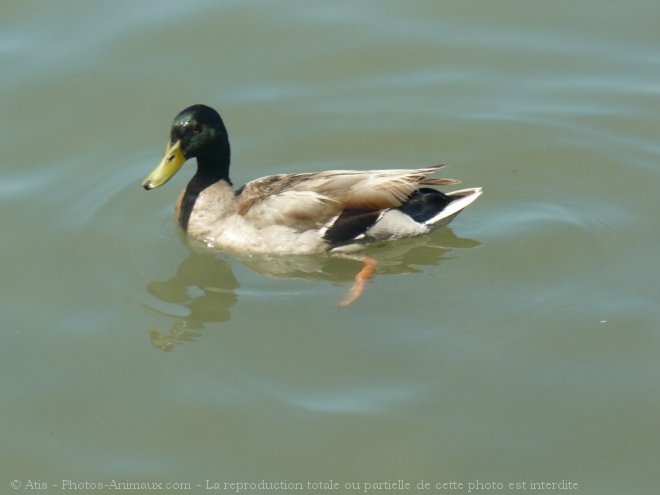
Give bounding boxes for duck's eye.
[191,123,202,134]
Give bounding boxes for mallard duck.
[143,104,482,305]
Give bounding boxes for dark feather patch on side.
[323,208,382,246]
[396,188,454,223]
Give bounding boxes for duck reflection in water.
[146,249,238,351]
[145,229,480,351]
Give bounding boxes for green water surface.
[2,1,659,494]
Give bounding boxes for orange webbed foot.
[338,257,378,307]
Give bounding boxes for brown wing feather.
[235,165,459,227]
[236,173,318,215]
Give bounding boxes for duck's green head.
[142,104,230,190]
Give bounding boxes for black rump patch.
[396,188,454,223]
[323,208,382,246]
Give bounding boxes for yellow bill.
[142,140,186,190]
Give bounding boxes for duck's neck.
[178,145,232,232]
[194,143,232,186]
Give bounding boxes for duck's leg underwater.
[338,256,379,307]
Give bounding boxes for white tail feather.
[424,187,483,227]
